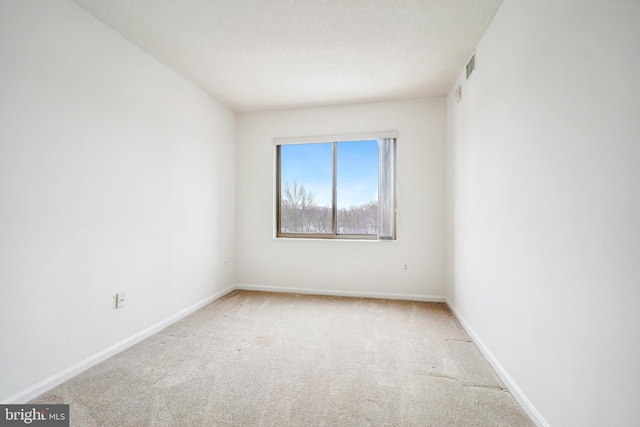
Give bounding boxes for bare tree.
[281,181,321,232]
[281,180,376,235]
[337,200,377,234]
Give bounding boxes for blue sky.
[280,140,378,207]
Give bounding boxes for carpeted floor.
[31,290,535,426]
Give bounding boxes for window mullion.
[276,145,282,235]
[332,142,338,235]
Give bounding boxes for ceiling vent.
[466,53,476,79]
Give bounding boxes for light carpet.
[31,290,535,426]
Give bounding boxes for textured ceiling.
[70,0,503,112]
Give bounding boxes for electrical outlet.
[116,291,127,308]
[403,263,409,272]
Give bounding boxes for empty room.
[1,0,639,426]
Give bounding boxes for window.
[275,132,396,240]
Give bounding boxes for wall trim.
[4,285,236,404]
[235,284,446,302]
[445,298,549,427]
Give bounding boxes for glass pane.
[280,143,332,233]
[336,140,378,235]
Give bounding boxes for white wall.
[446,1,640,426]
[237,99,446,299]
[0,0,236,402]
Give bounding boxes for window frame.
[274,132,397,241]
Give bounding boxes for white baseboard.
[4,285,236,404]
[445,298,549,427]
[235,284,446,302]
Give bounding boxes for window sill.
[274,237,397,243]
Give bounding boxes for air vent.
[466,54,476,79]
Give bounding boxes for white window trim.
[274,131,397,241]
[274,131,398,146]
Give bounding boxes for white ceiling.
[71,0,503,112]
